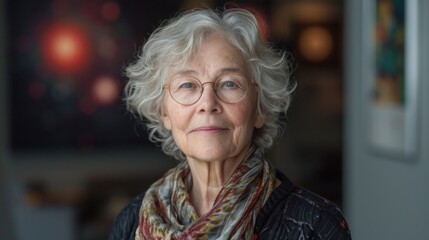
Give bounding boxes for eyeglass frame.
[163,75,257,106]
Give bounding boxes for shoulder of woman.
[256,173,351,239]
[286,187,351,239]
[108,193,145,240]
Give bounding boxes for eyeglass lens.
[168,75,249,105]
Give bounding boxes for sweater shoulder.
[286,187,351,239]
[256,172,351,239]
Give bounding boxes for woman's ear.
[161,104,172,130]
[254,112,264,129]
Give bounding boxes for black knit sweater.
[108,171,351,239]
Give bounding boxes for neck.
[187,146,251,216]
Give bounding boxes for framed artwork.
[364,0,419,160]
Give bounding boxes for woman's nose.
[197,83,221,112]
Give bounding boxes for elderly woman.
[109,7,351,240]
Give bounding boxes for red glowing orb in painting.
[41,22,91,73]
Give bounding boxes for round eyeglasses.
[163,75,254,105]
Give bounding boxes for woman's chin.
[185,145,235,163]
[182,141,250,165]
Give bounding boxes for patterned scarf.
[135,147,276,240]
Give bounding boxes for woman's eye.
[218,75,247,90]
[224,81,236,88]
[220,81,239,89]
[180,82,195,89]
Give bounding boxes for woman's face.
[161,34,264,163]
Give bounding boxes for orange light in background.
[298,26,333,62]
[93,75,119,105]
[41,22,91,74]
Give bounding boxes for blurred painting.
[374,0,405,106]
[369,0,418,159]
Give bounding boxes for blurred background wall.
[344,0,429,239]
[1,0,428,239]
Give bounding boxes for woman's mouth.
[191,126,228,133]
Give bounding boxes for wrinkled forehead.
[164,33,249,80]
